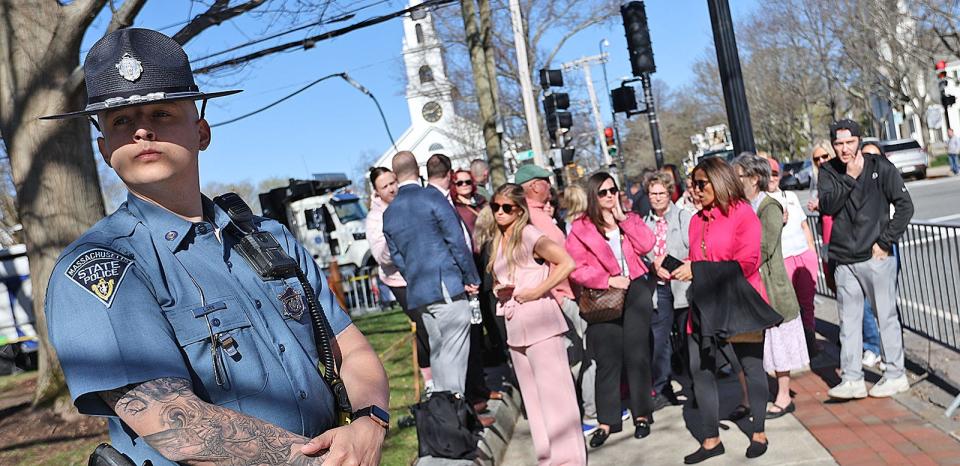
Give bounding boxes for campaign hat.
[40,28,241,120]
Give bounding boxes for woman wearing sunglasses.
[566,172,656,447]
[672,157,769,463]
[489,183,586,465]
[453,169,487,240]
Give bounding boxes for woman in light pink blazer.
[565,172,656,447]
[366,167,431,384]
[490,183,585,465]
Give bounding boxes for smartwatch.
[350,405,390,429]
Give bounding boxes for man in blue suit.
[383,151,480,395]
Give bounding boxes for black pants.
[688,334,767,438]
[389,286,430,369]
[586,274,655,431]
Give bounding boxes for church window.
[429,143,445,151]
[415,24,424,44]
[419,65,434,84]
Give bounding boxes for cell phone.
[661,254,684,273]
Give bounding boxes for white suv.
[878,138,928,180]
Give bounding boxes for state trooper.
[41,28,389,465]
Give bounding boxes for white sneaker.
[869,375,910,398]
[862,350,880,368]
[827,380,868,399]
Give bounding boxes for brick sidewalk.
[791,367,960,465]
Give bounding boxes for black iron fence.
[806,215,960,353]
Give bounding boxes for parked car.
[779,160,813,190]
[863,138,928,180]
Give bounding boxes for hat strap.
[200,99,208,120]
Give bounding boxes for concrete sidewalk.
[499,294,960,465]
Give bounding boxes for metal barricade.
[342,265,381,316]
[806,215,960,351]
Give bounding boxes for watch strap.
[351,405,390,429]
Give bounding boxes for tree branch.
[172,0,268,45]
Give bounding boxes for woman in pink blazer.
[566,172,656,447]
[490,183,586,465]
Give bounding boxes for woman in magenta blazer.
[672,157,770,463]
[566,172,656,447]
[490,184,586,465]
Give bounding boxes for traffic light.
[539,69,564,89]
[621,1,656,76]
[937,60,956,107]
[611,85,638,114]
[540,68,573,147]
[604,127,617,158]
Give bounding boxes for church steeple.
[402,1,454,127]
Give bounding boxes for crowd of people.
[367,117,914,465]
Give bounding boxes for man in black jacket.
[818,120,914,400]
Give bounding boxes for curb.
[414,384,523,466]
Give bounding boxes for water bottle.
[469,295,482,324]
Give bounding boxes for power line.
[189,0,396,63]
[194,0,457,75]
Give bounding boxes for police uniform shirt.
[46,193,352,465]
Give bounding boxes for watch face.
[422,101,443,123]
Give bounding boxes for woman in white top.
[767,158,820,359]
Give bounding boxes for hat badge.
[116,53,143,82]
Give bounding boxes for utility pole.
[508,0,546,167]
[562,54,611,167]
[461,0,506,185]
[707,0,755,155]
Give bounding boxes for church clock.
[422,101,443,123]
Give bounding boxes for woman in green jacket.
[733,153,808,419]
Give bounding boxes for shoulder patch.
[64,248,134,307]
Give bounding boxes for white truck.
[258,174,371,275]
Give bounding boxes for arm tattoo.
[99,378,323,465]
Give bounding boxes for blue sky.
[84,0,758,187]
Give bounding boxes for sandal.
[727,404,750,421]
[765,401,796,419]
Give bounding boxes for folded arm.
[100,378,322,465]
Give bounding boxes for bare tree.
[0,0,341,416]
[434,0,620,156]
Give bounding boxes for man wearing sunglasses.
[818,120,914,400]
[515,164,597,429]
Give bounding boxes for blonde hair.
[473,206,497,252]
[487,183,530,282]
[562,184,587,226]
[809,139,832,175]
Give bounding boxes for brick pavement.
[791,366,960,465]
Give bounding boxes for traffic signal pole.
[707,0,756,155]
[641,74,664,169]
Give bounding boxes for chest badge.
[278,286,305,320]
[64,248,133,308]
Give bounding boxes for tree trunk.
[460,0,505,186]
[0,2,107,417]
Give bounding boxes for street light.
[599,38,623,172]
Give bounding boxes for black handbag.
[411,391,482,459]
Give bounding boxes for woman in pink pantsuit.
[489,183,586,466]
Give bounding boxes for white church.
[374,0,515,172]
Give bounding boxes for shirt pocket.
[163,297,268,405]
[269,277,318,352]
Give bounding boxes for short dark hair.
[829,119,862,141]
[426,153,452,179]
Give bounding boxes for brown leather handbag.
[578,286,627,323]
[579,228,628,324]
